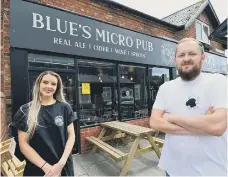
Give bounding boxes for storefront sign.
[10,0,176,68]
[10,1,227,73]
[82,83,90,95]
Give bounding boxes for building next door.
[28,71,79,154]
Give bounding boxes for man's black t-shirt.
[10,101,77,176]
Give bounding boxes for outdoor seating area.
[86,121,164,176]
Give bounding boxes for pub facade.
[1,0,227,153]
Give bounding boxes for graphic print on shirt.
[186,96,199,109]
[54,115,64,126]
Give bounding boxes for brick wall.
[40,0,176,38]
[81,118,150,153]
[1,92,8,141]
[175,23,196,40]
[1,0,10,142]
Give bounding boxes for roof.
[162,0,220,29]
[209,18,227,46]
[162,1,203,26]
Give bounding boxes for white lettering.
[53,38,72,46]
[118,34,125,46]
[46,16,56,31]
[56,18,68,33]
[93,45,109,52]
[82,26,91,39]
[115,49,126,55]
[96,29,106,42]
[69,22,78,36]
[106,31,110,43]
[111,33,118,45]
[75,41,86,48]
[126,37,133,47]
[136,39,142,49]
[32,13,44,28]
[142,40,147,50]
[148,42,153,51]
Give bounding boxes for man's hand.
[206,106,215,115]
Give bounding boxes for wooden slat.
[102,121,154,136]
[154,138,164,144]
[135,146,154,157]
[100,133,126,141]
[1,162,14,176]
[12,156,26,171]
[87,136,127,161]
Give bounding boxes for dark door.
[28,71,79,154]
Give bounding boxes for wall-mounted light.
[130,76,133,81]
[121,75,124,79]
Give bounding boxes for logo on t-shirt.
[54,116,64,126]
[186,97,199,109]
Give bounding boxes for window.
[119,65,148,120]
[149,67,170,109]
[78,60,117,127]
[196,20,210,44]
[28,54,74,70]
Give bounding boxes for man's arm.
[150,109,192,134]
[164,108,227,136]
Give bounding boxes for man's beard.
[177,62,202,81]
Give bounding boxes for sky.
[111,0,227,23]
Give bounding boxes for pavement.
[72,139,165,176]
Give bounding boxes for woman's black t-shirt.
[10,101,77,176]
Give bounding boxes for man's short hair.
[175,38,204,56]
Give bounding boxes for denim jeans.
[166,171,170,177]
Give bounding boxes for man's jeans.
[166,171,170,176]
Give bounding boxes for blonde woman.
[10,71,77,176]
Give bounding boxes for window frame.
[195,19,211,45]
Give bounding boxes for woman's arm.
[47,123,75,176]
[59,123,75,164]
[18,130,52,174]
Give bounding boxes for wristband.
[41,162,47,169]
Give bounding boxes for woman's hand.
[42,163,52,176]
[46,161,65,176]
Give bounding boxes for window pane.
[203,25,209,43]
[78,60,117,127]
[28,54,74,70]
[196,22,202,41]
[149,67,170,110]
[120,65,147,120]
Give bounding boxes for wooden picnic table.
[86,121,163,176]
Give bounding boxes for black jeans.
[166,171,170,177]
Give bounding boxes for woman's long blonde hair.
[27,71,66,138]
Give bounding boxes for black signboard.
[10,0,227,73]
[10,0,176,67]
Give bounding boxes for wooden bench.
[87,121,161,176]
[86,136,127,162]
[154,137,164,148]
[1,138,26,176]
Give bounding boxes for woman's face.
[39,74,58,98]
